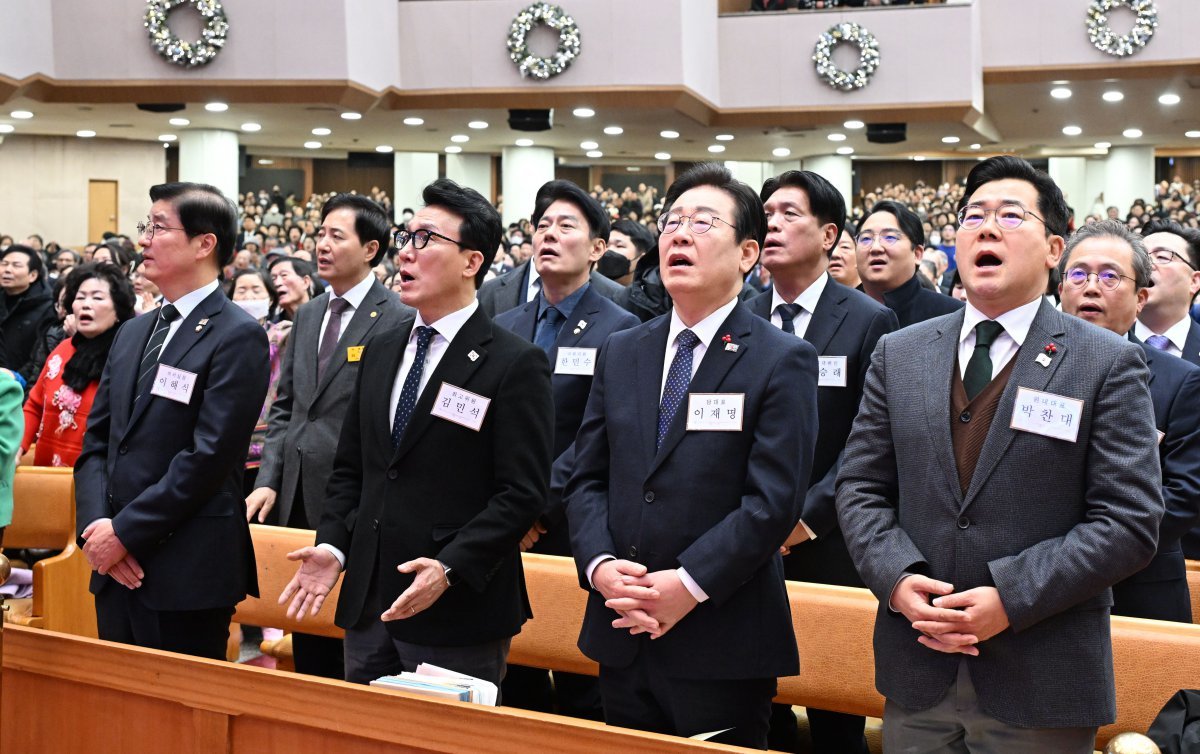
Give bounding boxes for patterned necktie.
[135,304,180,404]
[775,303,802,335]
[963,320,1005,401]
[390,326,437,448]
[657,329,701,449]
[316,297,351,381]
[534,306,563,354]
[1146,334,1171,351]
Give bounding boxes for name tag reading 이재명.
[818,355,848,387]
[151,364,199,405]
[686,393,745,432]
[555,347,597,376]
[431,382,491,431]
[1010,387,1083,443]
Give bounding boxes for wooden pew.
[1,467,95,638]
[1187,558,1199,623]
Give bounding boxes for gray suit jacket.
[477,260,627,319]
[836,300,1163,729]
[255,278,411,526]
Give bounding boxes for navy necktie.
[963,320,1005,401]
[657,329,701,449]
[775,303,802,335]
[1146,334,1171,351]
[390,326,437,448]
[534,306,563,354]
[135,304,180,404]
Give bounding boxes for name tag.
[1157,429,1166,445]
[346,345,364,363]
[430,382,491,431]
[1010,387,1083,443]
[554,347,597,376]
[818,355,848,388]
[686,393,745,432]
[150,364,198,405]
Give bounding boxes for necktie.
[1146,334,1171,351]
[390,326,437,447]
[963,320,1005,401]
[534,306,563,354]
[316,298,351,381]
[135,304,180,404]
[657,329,701,449]
[775,303,802,335]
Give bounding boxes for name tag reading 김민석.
[151,364,199,405]
[686,393,745,432]
[431,382,491,431]
[1009,386,1083,443]
[555,347,597,376]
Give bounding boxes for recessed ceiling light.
[158,134,177,142]
[450,134,470,143]
[626,166,641,172]
[573,107,595,118]
[586,150,604,158]
[1062,125,1082,136]
[0,125,13,134]
[827,133,847,142]
[1186,131,1200,139]
[10,110,33,119]
[168,117,190,127]
[444,145,462,154]
[603,126,624,136]
[204,102,228,113]
[163,143,170,149]
[1123,128,1143,138]
[1102,90,1124,102]
[375,145,393,153]
[76,130,96,138]
[970,143,982,150]
[707,145,726,153]
[257,159,274,166]
[515,138,534,147]
[913,155,926,161]
[340,112,362,120]
[304,141,322,149]
[1159,93,1181,105]
[580,140,599,150]
[468,120,488,129]
[844,120,865,129]
[1094,141,1112,149]
[312,127,331,136]
[403,117,424,126]
[772,147,791,158]
[660,130,680,139]
[836,146,854,155]
[942,136,961,144]
[655,152,671,160]
[1050,87,1072,100]
[715,134,734,141]
[241,122,262,132]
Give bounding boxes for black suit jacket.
[881,272,964,329]
[75,288,270,611]
[749,278,898,586]
[317,308,554,646]
[1182,319,1200,368]
[566,303,818,679]
[477,260,626,319]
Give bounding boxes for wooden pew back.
[233,525,343,638]
[1187,558,1199,623]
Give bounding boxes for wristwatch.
[441,561,459,587]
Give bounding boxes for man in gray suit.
[247,193,410,678]
[837,156,1163,752]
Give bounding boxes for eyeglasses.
[656,212,732,235]
[957,203,1047,231]
[856,230,906,249]
[1149,249,1198,271]
[394,228,464,251]
[1063,267,1136,291]
[136,220,186,240]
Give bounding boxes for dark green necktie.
[963,320,1005,401]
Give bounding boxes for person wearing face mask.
[229,268,281,494]
[21,263,136,467]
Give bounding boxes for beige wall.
[0,135,166,248]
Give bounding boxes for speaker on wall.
[508,109,554,132]
[866,123,907,144]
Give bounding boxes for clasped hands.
[891,575,1010,656]
[280,549,448,623]
[81,519,143,589]
[593,559,697,640]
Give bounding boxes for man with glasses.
[1058,219,1199,623]
[1135,220,1200,368]
[838,156,1163,752]
[279,178,553,688]
[74,182,270,659]
[565,163,818,749]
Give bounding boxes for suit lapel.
[923,310,965,505]
[511,299,539,342]
[553,286,603,349]
[803,280,847,355]
[110,313,157,426]
[635,318,670,466]
[1185,320,1200,365]
[312,281,390,402]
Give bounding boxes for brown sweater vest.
[950,355,1018,496]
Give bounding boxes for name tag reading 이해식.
[818,355,848,387]
[431,382,491,431]
[555,347,597,376]
[1010,387,1083,443]
[686,393,745,432]
[151,364,199,405]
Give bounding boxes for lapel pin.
[195,318,209,333]
[722,333,738,352]
[1036,343,1057,367]
[577,320,587,330]
[370,311,378,318]
[468,350,479,362]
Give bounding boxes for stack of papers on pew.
[370,662,498,705]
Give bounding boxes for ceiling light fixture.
[340,112,362,120]
[942,136,960,144]
[836,146,854,155]
[468,120,489,129]
[450,134,470,143]
[970,143,982,150]
[827,133,847,142]
[1102,90,1124,102]
[0,125,14,134]
[572,107,595,118]
[913,155,926,161]
[1186,131,1200,139]
[772,147,791,158]
[1062,125,1083,136]
[603,126,624,135]
[660,130,679,139]
[586,150,603,158]
[715,134,734,141]
[444,145,462,153]
[1094,141,1112,149]
[580,140,599,150]
[708,145,726,153]
[304,141,322,149]
[375,145,394,153]
[844,120,865,129]
[654,152,671,160]
[1050,87,1072,100]
[169,117,190,127]
[159,134,177,142]
[1123,128,1143,138]
[403,117,424,126]
[312,127,331,136]
[241,122,261,132]
[204,102,228,113]
[76,130,96,138]
[515,138,534,147]
[1159,93,1181,105]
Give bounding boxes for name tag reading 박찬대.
[686,393,745,432]
[151,364,199,405]
[431,382,491,431]
[1009,387,1083,443]
[554,347,597,376]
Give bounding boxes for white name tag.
[430,382,491,431]
[818,355,848,387]
[150,363,198,405]
[686,393,745,432]
[1010,387,1083,443]
[554,347,597,376]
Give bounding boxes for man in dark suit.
[856,199,963,328]
[280,179,553,687]
[1136,220,1200,368]
[751,170,897,753]
[75,182,270,660]
[1057,219,1200,622]
[566,163,819,749]
[477,253,625,319]
[494,180,638,717]
[247,193,410,678]
[838,157,1163,751]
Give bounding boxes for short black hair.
[63,262,137,324]
[149,182,239,269]
[94,240,137,273]
[320,193,391,266]
[268,255,324,298]
[530,180,611,240]
[959,156,1070,239]
[611,218,656,254]
[1141,219,1200,270]
[862,200,926,248]
[420,178,502,289]
[662,162,765,251]
[760,170,847,247]
[0,244,45,283]
[228,267,279,311]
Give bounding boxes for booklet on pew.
[370,662,499,706]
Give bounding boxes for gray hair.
[1059,218,1153,289]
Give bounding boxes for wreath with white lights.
[144,0,229,68]
[812,22,880,92]
[1086,0,1157,57]
[507,3,581,80]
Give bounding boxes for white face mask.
[234,298,271,321]
[929,232,942,246]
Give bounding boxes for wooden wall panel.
[311,159,395,198]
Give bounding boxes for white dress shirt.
[317,273,375,351]
[957,296,1043,380]
[1135,316,1191,359]
[525,262,542,306]
[769,273,828,339]
[159,279,221,351]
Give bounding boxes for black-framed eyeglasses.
[136,220,186,240]
[1149,249,1198,271]
[394,228,465,251]
[957,203,1047,231]
[1063,267,1136,291]
[656,211,733,235]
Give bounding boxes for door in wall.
[88,180,118,244]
